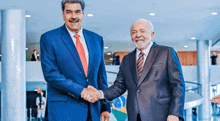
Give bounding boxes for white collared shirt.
[65,25,89,65]
[34,54,37,60]
[136,42,153,63]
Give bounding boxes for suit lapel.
[138,42,159,87]
[83,29,93,78]
[129,50,138,84]
[60,25,85,75]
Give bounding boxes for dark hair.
[33,49,37,52]
[61,0,85,11]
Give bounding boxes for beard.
[133,38,151,50]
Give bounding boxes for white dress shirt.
[65,25,89,65]
[34,54,37,60]
[136,41,153,63]
[36,96,46,118]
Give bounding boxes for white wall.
[0,63,219,86]
[106,65,220,86]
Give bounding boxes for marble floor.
[20,115,220,121]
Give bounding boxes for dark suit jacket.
[31,54,38,61]
[40,25,111,121]
[103,43,185,121]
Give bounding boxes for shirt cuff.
[99,90,105,99]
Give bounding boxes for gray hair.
[131,19,154,32]
[61,0,85,11]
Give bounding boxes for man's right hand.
[80,86,101,103]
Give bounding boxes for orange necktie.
[74,34,88,77]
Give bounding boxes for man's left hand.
[167,115,179,121]
[101,111,109,121]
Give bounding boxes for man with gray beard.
[85,19,185,121]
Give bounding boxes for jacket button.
[137,89,140,93]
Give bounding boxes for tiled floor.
[16,115,220,121]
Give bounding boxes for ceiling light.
[149,13,155,16]
[211,12,218,15]
[25,48,28,50]
[25,15,31,18]
[87,14,93,17]
[103,39,105,41]
[191,37,196,40]
[184,45,189,48]
[107,52,112,55]
[104,46,109,49]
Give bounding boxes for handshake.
[80,85,102,103]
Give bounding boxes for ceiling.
[1,0,220,52]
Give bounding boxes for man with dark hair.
[211,52,218,65]
[61,0,85,11]
[31,49,39,61]
[40,0,111,120]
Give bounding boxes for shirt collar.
[136,41,153,56]
[65,25,83,39]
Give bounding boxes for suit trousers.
[137,114,141,121]
[87,103,92,121]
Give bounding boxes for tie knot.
[139,51,144,56]
[74,34,80,38]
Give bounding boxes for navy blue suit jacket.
[103,43,185,121]
[40,25,111,121]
